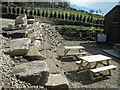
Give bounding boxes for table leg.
[87,63,94,81]
[79,49,83,53]
[93,62,99,68]
[106,60,111,75]
[64,49,70,56]
[77,60,84,72]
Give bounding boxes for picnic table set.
[63,46,117,81]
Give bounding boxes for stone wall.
[1,15,69,89]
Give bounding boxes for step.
[90,65,117,73]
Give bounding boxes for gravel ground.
[57,41,120,89]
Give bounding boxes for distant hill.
[2,2,104,30]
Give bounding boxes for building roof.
[105,5,120,17]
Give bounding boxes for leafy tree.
[72,14,75,21]
[58,12,61,19]
[96,19,100,24]
[76,14,79,21]
[45,10,48,17]
[90,17,93,23]
[34,10,36,16]
[25,9,27,15]
[17,7,20,15]
[21,8,24,14]
[42,10,45,17]
[29,10,33,16]
[89,9,95,14]
[69,13,72,20]
[54,11,57,19]
[12,7,15,14]
[87,16,90,23]
[8,7,11,13]
[50,11,53,18]
[37,10,40,16]
[61,13,64,20]
[65,13,68,20]
[79,15,83,21]
[83,16,86,22]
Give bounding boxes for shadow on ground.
[66,70,110,85]
[57,55,79,62]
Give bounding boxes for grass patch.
[60,25,104,31]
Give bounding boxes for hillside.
[2,2,104,31]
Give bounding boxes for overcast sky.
[69,0,120,15]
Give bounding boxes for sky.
[69,0,120,15]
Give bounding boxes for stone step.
[45,74,69,90]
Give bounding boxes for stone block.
[15,14,27,25]
[27,19,35,24]
[24,45,45,60]
[4,38,31,56]
[45,74,69,90]
[13,61,49,85]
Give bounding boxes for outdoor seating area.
[62,45,117,81]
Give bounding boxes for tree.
[90,17,93,23]
[21,8,24,14]
[45,10,48,17]
[87,16,90,23]
[76,14,79,21]
[72,14,75,21]
[25,9,27,15]
[29,10,33,16]
[83,16,86,22]
[61,13,64,20]
[34,10,37,16]
[12,7,15,14]
[95,19,100,24]
[17,7,20,15]
[89,9,95,14]
[50,11,53,18]
[42,10,45,17]
[58,12,61,19]
[69,13,72,20]
[79,15,82,21]
[54,11,57,19]
[65,13,68,20]
[8,7,11,13]
[37,10,40,16]
[98,9,102,14]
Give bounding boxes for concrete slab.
[103,49,120,59]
